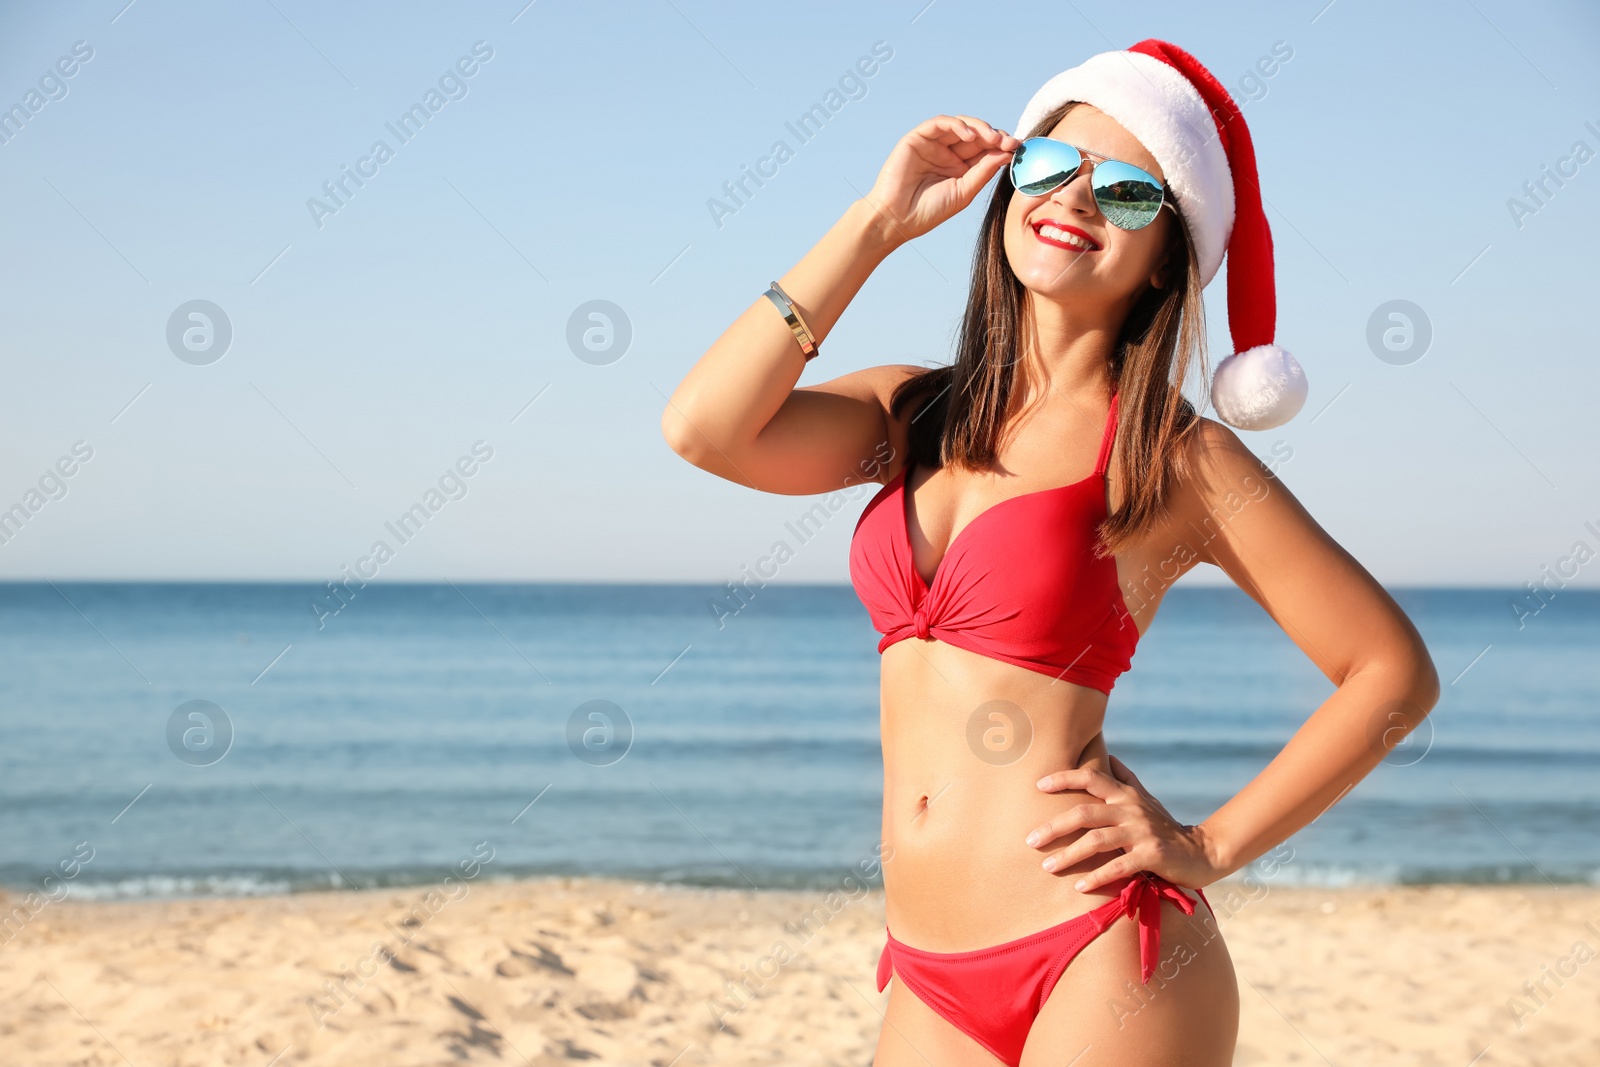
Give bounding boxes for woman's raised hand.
[861,115,1019,247]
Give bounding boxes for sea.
[1,582,1595,901]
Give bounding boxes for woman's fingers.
[863,114,1018,244]
[1036,766,1125,800]
[913,114,1018,162]
[905,115,975,162]
[1110,754,1186,827]
[953,146,1014,201]
[1028,752,1215,893]
[1066,852,1148,893]
[1032,758,1155,883]
[916,113,980,142]
[1107,754,1145,790]
[1024,801,1118,849]
[947,114,1019,148]
[1039,821,1133,873]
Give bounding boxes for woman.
[662,40,1438,1067]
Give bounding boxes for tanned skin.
[662,108,1439,1066]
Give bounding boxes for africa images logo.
[306,41,495,229]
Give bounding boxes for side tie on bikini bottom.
[875,872,1210,1067]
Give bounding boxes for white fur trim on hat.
[1211,344,1307,431]
[1014,50,1235,288]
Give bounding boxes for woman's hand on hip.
[1025,754,1223,893]
[861,115,1018,246]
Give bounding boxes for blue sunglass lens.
[1010,138,1082,197]
[1090,158,1165,231]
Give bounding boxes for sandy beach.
[2,877,1597,1066]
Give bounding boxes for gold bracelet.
[763,280,820,361]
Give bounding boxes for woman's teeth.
[1037,224,1094,251]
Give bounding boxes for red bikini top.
[848,391,1138,694]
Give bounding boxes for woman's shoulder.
[1164,413,1297,531]
[1180,414,1250,468]
[1177,415,1286,484]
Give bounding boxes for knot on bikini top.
[845,391,1139,695]
[1116,872,1201,984]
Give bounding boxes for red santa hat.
[1015,39,1307,431]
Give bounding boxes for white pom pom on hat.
[1015,39,1307,431]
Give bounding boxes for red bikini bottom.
[875,871,1211,1067]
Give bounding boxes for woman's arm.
[1178,418,1441,879]
[661,115,1019,496]
[660,197,902,494]
[1027,418,1441,891]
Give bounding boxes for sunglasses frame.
[1009,136,1176,231]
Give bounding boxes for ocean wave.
[9,860,1594,902]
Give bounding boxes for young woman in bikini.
[662,39,1438,1067]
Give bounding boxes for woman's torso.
[850,389,1193,950]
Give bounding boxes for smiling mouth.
[1031,221,1100,252]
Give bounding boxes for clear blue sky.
[1,0,1596,586]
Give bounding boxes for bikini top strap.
[1093,391,1119,476]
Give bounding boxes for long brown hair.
[887,101,1209,558]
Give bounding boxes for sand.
[1,877,1597,1066]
